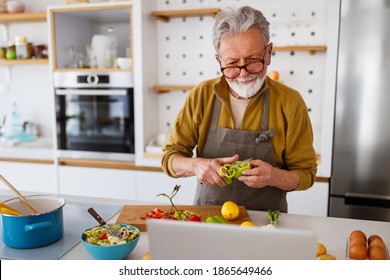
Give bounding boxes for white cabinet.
[0,161,57,193]
[58,166,136,200]
[287,182,329,217]
[135,171,197,204]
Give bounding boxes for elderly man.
[162,6,317,212]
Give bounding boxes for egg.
[368,245,387,260]
[369,238,386,249]
[349,230,367,242]
[349,236,366,247]
[368,234,383,245]
[349,243,368,260]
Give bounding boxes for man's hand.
[238,159,299,191]
[171,154,240,187]
[194,154,239,187]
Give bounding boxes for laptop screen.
[147,219,318,260]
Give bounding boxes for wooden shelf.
[0,12,46,24]
[153,85,195,93]
[151,8,220,22]
[54,68,133,72]
[273,45,327,54]
[0,58,49,66]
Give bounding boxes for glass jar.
[15,36,28,59]
[5,43,16,60]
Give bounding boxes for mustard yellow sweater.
[162,76,317,190]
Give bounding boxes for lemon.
[240,221,256,227]
[142,251,151,260]
[317,243,327,257]
[221,201,239,221]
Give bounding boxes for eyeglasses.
[220,47,268,79]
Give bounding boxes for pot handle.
[25,221,52,232]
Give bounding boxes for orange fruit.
[267,71,280,81]
[368,245,387,260]
[349,243,368,260]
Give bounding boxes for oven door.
[55,88,134,160]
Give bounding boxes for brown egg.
[368,245,388,260]
[369,238,386,249]
[368,234,383,245]
[349,243,368,260]
[349,230,367,242]
[349,236,366,247]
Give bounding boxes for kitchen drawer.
[287,182,329,217]
[0,161,56,193]
[58,166,136,200]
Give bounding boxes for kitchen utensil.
[116,205,250,231]
[87,207,121,238]
[1,195,65,249]
[230,158,254,169]
[0,174,39,214]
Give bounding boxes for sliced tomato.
[100,233,108,240]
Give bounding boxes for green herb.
[157,185,189,219]
[267,209,280,226]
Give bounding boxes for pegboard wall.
[154,0,334,155]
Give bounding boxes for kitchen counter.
[61,196,390,260]
[0,137,54,161]
[1,190,389,260]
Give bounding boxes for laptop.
[147,219,318,260]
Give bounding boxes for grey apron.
[194,90,287,212]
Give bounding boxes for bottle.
[10,102,23,135]
[15,36,28,59]
[105,26,118,68]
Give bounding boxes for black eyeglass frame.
[219,45,269,79]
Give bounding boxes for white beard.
[227,75,266,99]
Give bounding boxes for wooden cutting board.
[116,205,250,231]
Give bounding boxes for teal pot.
[1,195,66,249]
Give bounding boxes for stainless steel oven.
[54,72,135,161]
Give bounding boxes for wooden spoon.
[0,174,40,214]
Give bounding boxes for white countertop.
[0,137,54,160]
[60,197,390,260]
[1,190,389,260]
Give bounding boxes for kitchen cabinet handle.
[345,192,390,208]
[55,89,127,96]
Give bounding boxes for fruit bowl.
[80,224,140,260]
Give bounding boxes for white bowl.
[6,1,25,13]
[116,57,132,69]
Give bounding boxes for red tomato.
[100,233,107,240]
[189,215,202,222]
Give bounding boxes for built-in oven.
[54,72,135,161]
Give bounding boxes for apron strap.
[256,90,275,144]
[260,90,269,131]
[210,97,221,132]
